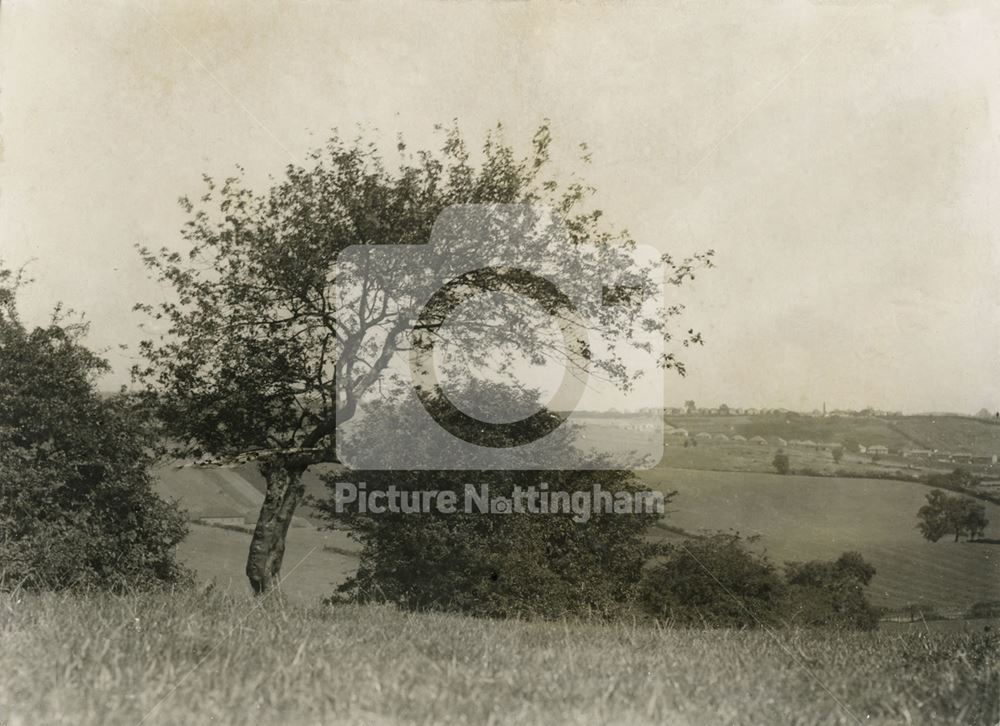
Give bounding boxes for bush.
[772,450,790,475]
[638,534,785,628]
[927,467,978,490]
[0,268,189,591]
[639,538,881,631]
[320,387,666,619]
[783,552,880,630]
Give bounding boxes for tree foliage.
[639,536,880,630]
[638,534,785,628]
[134,124,713,592]
[772,450,790,475]
[318,387,666,618]
[784,552,879,630]
[917,488,989,543]
[0,266,189,591]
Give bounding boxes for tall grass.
[1,588,996,725]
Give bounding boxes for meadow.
[640,468,1000,614]
[158,452,1000,615]
[1,588,996,726]
[6,432,1000,725]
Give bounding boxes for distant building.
[777,438,788,447]
[749,435,767,445]
[695,432,713,440]
[867,445,889,456]
[715,433,729,441]
[901,449,933,458]
[732,434,747,442]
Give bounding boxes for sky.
[1,0,998,414]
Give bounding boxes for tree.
[684,400,697,414]
[718,403,730,415]
[320,386,667,617]
[917,489,989,542]
[135,124,714,593]
[772,450,790,475]
[831,446,844,464]
[0,266,189,591]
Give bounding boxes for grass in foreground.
[1,589,997,726]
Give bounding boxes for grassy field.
[1,589,996,726]
[166,460,1000,615]
[640,468,1000,614]
[175,524,359,602]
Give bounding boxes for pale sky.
[1,1,998,414]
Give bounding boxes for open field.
[163,461,1000,614]
[640,468,1000,614]
[1,589,996,726]
[176,524,359,602]
[154,465,337,526]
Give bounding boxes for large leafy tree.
[0,266,189,590]
[135,124,713,594]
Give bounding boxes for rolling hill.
[640,468,1000,614]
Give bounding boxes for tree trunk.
[246,458,308,595]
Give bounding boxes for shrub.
[0,267,189,591]
[638,534,785,628]
[320,387,666,619]
[772,450,790,475]
[639,538,881,631]
[783,552,879,630]
[927,467,978,490]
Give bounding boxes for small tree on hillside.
[0,266,189,591]
[772,450,790,475]
[135,124,713,594]
[917,489,989,542]
[832,446,844,464]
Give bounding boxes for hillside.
[640,468,1000,614]
[4,589,996,726]
[666,412,1000,457]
